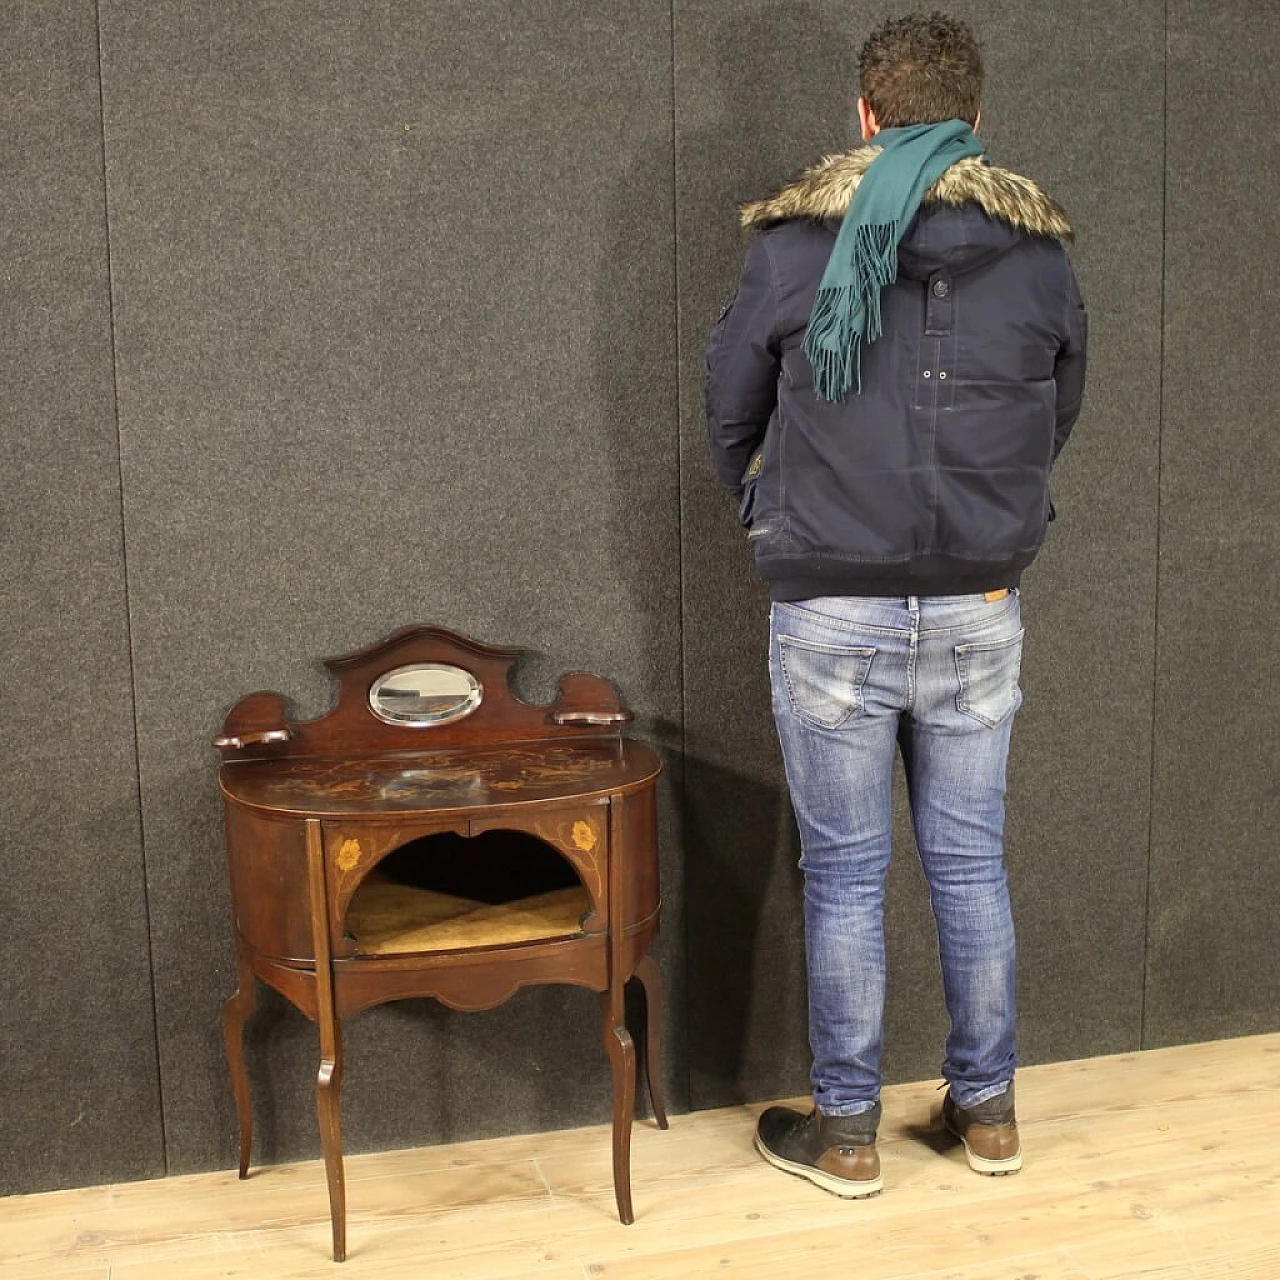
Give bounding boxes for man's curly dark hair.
[858,12,984,128]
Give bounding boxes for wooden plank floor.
[4,1034,1278,1279]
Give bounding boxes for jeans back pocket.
[777,634,876,730]
[954,630,1025,728]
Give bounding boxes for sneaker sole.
[943,1118,1023,1175]
[753,1132,884,1198]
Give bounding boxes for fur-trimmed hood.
[740,146,1073,243]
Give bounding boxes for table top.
[219,738,662,819]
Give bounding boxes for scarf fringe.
[799,120,984,401]
[803,221,898,402]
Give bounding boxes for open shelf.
[346,879,588,953]
[344,829,591,956]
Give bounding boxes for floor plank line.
[3,1034,1277,1280]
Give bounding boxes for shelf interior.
[343,828,590,955]
[347,878,589,953]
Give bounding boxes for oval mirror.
[368,663,483,728]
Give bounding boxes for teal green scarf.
[803,119,985,401]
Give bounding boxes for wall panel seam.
[1140,0,1170,1051]
[669,0,693,1118]
[94,0,170,1174]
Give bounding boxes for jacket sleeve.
[705,235,782,498]
[1052,258,1088,462]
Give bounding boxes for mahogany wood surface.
[220,740,661,819]
[215,625,638,761]
[216,627,665,1262]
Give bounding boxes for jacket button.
[932,279,950,298]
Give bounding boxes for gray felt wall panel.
[5,0,1277,1199]
[97,0,682,1172]
[675,0,1164,1109]
[0,0,164,1192]
[1145,2,1280,1044]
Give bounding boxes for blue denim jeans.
[769,592,1024,1115]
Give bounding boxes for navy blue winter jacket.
[706,145,1087,600]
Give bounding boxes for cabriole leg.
[316,1017,346,1262]
[222,940,258,1178]
[305,818,347,1261]
[630,954,668,1130]
[601,995,637,1225]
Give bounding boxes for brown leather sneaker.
[754,1103,883,1197]
[942,1085,1022,1175]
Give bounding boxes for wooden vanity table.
[215,626,666,1261]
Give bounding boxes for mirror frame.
[367,663,483,728]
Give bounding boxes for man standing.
[705,12,1086,1197]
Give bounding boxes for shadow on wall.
[591,0,858,1107]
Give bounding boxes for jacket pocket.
[777,635,876,730]
[738,450,764,528]
[954,630,1025,728]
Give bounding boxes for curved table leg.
[629,954,668,1130]
[316,1018,346,1262]
[306,819,346,1262]
[222,941,258,1178]
[601,997,637,1225]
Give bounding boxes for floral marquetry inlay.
[226,740,654,819]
